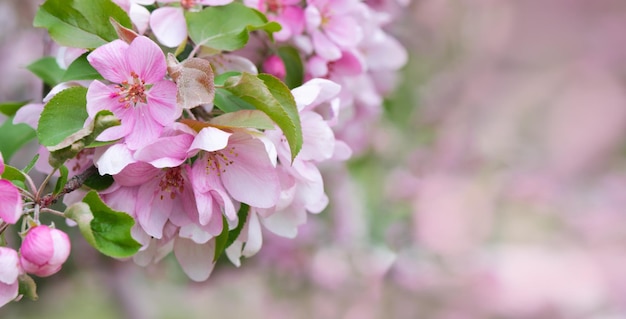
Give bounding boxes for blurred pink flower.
[305,0,363,61]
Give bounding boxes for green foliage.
[26,57,64,86]
[213,217,229,262]
[186,3,281,51]
[0,101,29,117]
[277,46,304,89]
[210,110,275,130]
[37,86,89,147]
[53,165,69,195]
[214,88,256,113]
[61,53,103,82]
[47,110,120,168]
[18,274,38,301]
[0,116,37,163]
[225,203,249,249]
[83,173,114,191]
[0,164,27,185]
[34,0,132,49]
[65,191,141,258]
[223,73,302,161]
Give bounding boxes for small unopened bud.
[20,226,71,277]
[262,55,286,80]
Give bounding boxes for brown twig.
[38,165,98,208]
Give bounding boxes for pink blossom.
[0,247,20,308]
[111,162,198,239]
[305,0,363,61]
[189,127,280,212]
[0,153,22,224]
[245,0,305,41]
[86,36,180,150]
[19,226,71,277]
[262,55,286,80]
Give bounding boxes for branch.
[38,165,98,208]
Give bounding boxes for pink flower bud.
[20,225,71,277]
[262,55,286,80]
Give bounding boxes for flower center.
[116,71,147,108]
[159,167,185,200]
[205,146,238,177]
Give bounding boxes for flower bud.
[262,55,286,80]
[20,226,71,277]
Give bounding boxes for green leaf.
[277,46,304,89]
[0,116,37,163]
[186,3,281,51]
[23,154,40,174]
[223,73,302,160]
[0,101,29,117]
[61,52,103,82]
[214,88,256,113]
[83,173,114,190]
[18,274,38,301]
[210,110,275,130]
[34,0,132,49]
[1,164,26,184]
[47,110,120,168]
[214,71,241,86]
[26,56,64,86]
[53,165,69,195]
[65,191,141,258]
[37,86,88,147]
[225,204,249,249]
[213,217,229,262]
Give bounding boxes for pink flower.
[150,0,235,48]
[0,153,22,224]
[189,127,281,212]
[86,36,180,150]
[110,162,198,239]
[245,0,305,41]
[262,55,286,80]
[305,0,363,60]
[19,226,71,277]
[0,247,20,308]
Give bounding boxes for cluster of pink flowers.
[1,0,408,306]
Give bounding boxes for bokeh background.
[4,0,626,318]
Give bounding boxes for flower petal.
[220,132,280,208]
[87,40,131,83]
[134,134,193,168]
[0,180,22,224]
[174,237,216,282]
[0,281,18,308]
[124,106,162,150]
[146,80,180,126]
[0,248,19,285]
[127,36,167,83]
[150,7,187,48]
[189,127,231,153]
[94,143,137,175]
